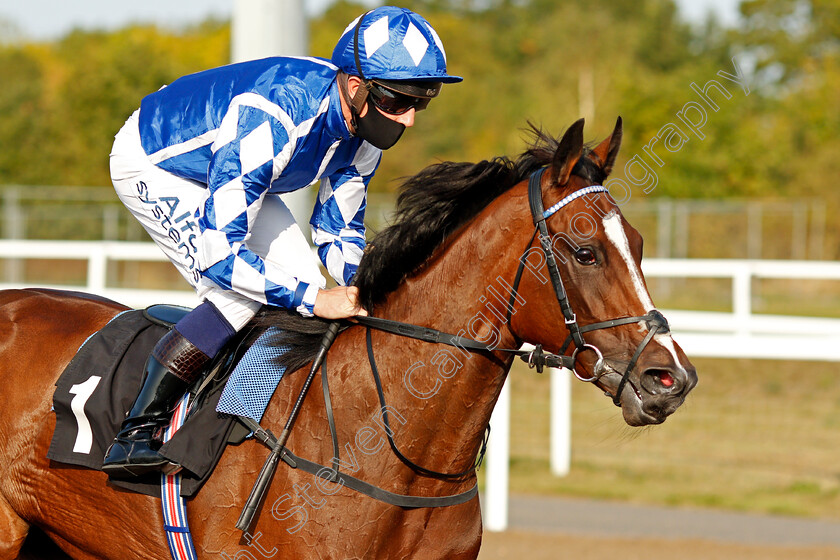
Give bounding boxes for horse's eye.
[574,247,597,265]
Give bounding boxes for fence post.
[484,380,510,532]
[656,199,674,298]
[747,202,762,259]
[103,206,120,241]
[550,367,572,476]
[733,263,752,337]
[87,243,107,294]
[3,188,23,283]
[809,202,825,260]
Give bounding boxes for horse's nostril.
[640,368,681,395]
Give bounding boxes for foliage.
[0,0,836,216]
[0,20,229,187]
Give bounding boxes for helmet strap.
[350,11,373,114]
[351,80,370,114]
[336,11,373,133]
[338,10,406,150]
[337,72,370,134]
[353,11,369,81]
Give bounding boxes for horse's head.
[354,117,695,426]
[510,118,697,426]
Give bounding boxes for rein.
[353,315,575,370]
[235,322,484,524]
[365,327,489,479]
[237,167,673,531]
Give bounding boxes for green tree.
[0,20,229,187]
[1,0,836,220]
[0,46,45,183]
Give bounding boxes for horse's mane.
[354,124,606,309]
[251,124,606,368]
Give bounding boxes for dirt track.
[478,530,840,560]
[476,495,840,560]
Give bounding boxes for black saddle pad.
[47,307,246,498]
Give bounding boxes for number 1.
[68,375,102,454]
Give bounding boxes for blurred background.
[1,0,839,555]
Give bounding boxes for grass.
[497,357,840,520]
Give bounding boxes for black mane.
[354,124,605,309]
[251,124,605,371]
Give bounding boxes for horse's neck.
[382,183,528,336]
[372,185,529,473]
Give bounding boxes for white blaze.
[602,214,685,369]
[602,214,654,311]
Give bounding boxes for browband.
[542,185,609,220]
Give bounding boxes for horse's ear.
[550,118,585,186]
[590,116,623,176]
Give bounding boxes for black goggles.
[366,81,433,115]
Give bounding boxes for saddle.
[48,304,483,517]
[47,304,257,498]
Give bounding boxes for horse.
[0,117,696,559]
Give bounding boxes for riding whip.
[236,319,341,532]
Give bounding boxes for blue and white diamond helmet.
[331,6,463,84]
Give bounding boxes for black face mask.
[352,101,405,150]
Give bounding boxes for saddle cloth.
[46,306,263,498]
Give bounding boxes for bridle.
[506,167,671,406]
[347,166,672,485]
[355,166,672,408]
[236,167,675,529]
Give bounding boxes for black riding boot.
[101,329,210,478]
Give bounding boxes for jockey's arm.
[309,142,381,317]
[198,107,323,317]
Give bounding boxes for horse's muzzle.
[634,362,697,424]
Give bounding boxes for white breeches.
[109,110,324,330]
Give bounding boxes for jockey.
[102,6,462,478]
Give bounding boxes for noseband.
[506,168,670,406]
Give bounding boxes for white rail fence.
[644,258,840,361]
[0,240,200,308]
[3,241,840,531]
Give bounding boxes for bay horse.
[0,117,696,559]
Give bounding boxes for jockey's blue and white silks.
[134,56,381,316]
[331,6,462,83]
